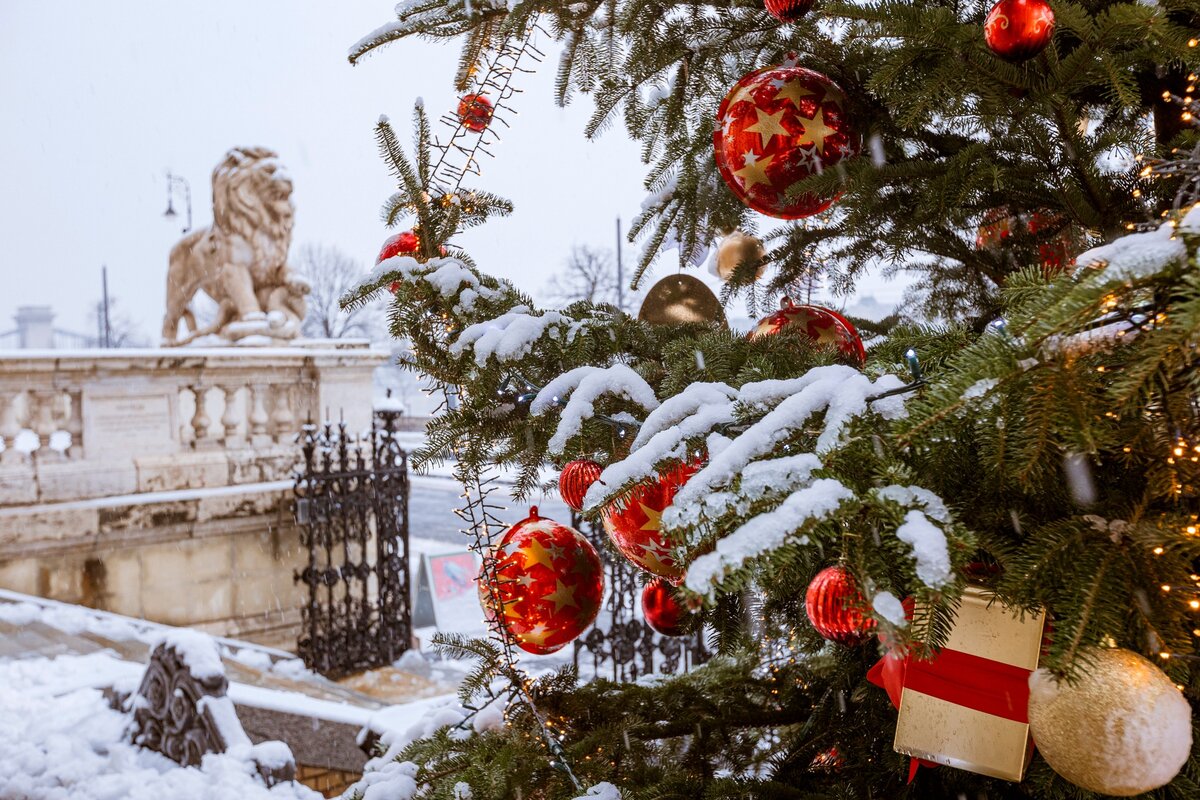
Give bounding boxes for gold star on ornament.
[516,573,537,589]
[733,152,774,191]
[522,623,552,646]
[521,538,557,571]
[502,599,523,620]
[773,80,817,109]
[798,108,838,152]
[547,542,567,563]
[638,502,664,532]
[744,107,790,149]
[637,541,677,576]
[727,78,766,110]
[543,579,580,613]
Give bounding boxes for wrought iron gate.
[572,513,709,682]
[293,408,411,678]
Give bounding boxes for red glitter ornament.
[984,0,1055,62]
[481,507,604,655]
[805,565,875,645]
[750,298,866,365]
[714,62,859,219]
[377,230,420,264]
[457,93,494,133]
[603,462,698,582]
[764,0,816,22]
[976,208,1078,276]
[641,578,691,637]
[559,459,603,512]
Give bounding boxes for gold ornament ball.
[1027,648,1191,796]
[714,230,766,282]
[637,274,725,326]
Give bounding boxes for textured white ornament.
[1027,648,1191,796]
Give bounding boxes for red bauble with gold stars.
[805,565,875,645]
[482,507,604,655]
[750,298,866,365]
[714,62,859,220]
[641,578,692,637]
[764,0,816,22]
[377,230,420,264]
[984,0,1055,62]
[457,93,494,133]
[603,463,698,582]
[559,459,603,512]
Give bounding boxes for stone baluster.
[0,389,24,464]
[191,385,213,448]
[32,390,63,461]
[65,389,84,460]
[220,385,245,448]
[270,385,295,443]
[248,384,271,447]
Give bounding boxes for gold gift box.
[893,586,1045,782]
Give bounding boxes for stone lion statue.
[162,147,308,345]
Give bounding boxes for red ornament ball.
[559,459,603,512]
[457,93,494,133]
[984,0,1055,62]
[805,565,875,645]
[603,462,698,582]
[377,230,420,264]
[482,507,604,655]
[750,298,866,365]
[764,0,816,22]
[714,63,859,219]
[641,578,691,637]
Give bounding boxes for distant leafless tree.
[294,244,382,340]
[544,245,627,309]
[91,297,149,348]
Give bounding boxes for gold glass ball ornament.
[1027,648,1191,796]
[638,274,725,326]
[713,230,766,282]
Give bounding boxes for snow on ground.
[0,653,322,800]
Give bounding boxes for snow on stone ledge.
[156,629,226,681]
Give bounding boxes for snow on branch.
[894,510,952,587]
[350,255,505,311]
[630,382,737,450]
[671,366,907,510]
[1075,222,1187,283]
[451,309,582,366]
[532,365,660,454]
[684,478,854,594]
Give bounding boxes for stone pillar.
[221,386,244,449]
[191,386,213,448]
[0,390,24,464]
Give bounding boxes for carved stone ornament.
[129,637,296,786]
[162,147,310,346]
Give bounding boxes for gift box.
[891,586,1045,782]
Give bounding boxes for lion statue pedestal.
[162,147,309,347]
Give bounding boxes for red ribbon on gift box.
[867,632,1033,782]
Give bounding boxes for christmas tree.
[341,1,1199,798]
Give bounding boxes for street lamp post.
[163,171,192,234]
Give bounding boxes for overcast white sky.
[0,1,905,342]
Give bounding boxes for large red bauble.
[764,0,816,22]
[984,0,1055,62]
[481,507,604,655]
[457,93,494,133]
[641,578,691,637]
[603,463,698,582]
[805,565,875,645]
[559,459,603,512]
[750,298,866,364]
[377,230,420,264]
[714,64,859,220]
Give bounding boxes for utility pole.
[615,217,624,313]
[101,265,111,349]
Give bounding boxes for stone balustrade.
[0,342,388,506]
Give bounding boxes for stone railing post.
[65,389,84,460]
[0,390,24,464]
[191,385,214,448]
[248,384,272,447]
[32,390,63,461]
[221,385,244,449]
[271,385,295,444]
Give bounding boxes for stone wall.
[0,343,388,648]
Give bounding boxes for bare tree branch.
[294,243,382,340]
